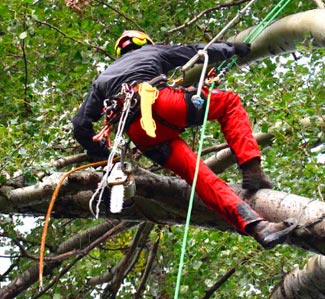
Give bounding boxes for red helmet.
[114,30,154,57]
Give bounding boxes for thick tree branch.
[270,255,325,298]
[182,9,325,86]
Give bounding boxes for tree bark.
[1,162,325,255]
[270,255,325,299]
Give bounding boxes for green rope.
[173,1,292,298]
[173,81,215,299]
[244,0,292,43]
[217,0,292,73]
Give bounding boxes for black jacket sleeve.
[203,42,237,62]
[72,87,109,157]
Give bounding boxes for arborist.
[72,30,297,249]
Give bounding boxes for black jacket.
[72,43,239,157]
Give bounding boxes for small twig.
[95,0,143,32]
[202,252,257,299]
[7,221,131,266]
[34,19,113,58]
[20,7,31,114]
[167,0,251,34]
[201,143,229,156]
[133,227,161,299]
[42,221,130,263]
[0,263,17,281]
[31,255,83,299]
[34,222,132,298]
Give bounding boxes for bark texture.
[270,255,325,299]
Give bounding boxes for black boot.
[241,158,274,190]
[247,218,298,250]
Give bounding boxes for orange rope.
[39,160,108,289]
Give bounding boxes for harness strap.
[152,110,184,131]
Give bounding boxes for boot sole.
[260,218,298,250]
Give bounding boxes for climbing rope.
[216,0,293,75]
[181,0,258,73]
[173,81,215,299]
[173,1,292,298]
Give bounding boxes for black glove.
[87,140,110,161]
[233,43,251,57]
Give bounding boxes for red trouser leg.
[127,87,263,233]
[204,88,261,166]
[163,137,262,233]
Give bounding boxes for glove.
[233,43,251,57]
[87,140,110,161]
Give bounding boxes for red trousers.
[127,87,263,233]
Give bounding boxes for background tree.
[0,0,324,298]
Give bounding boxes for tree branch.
[94,0,143,32]
[90,222,154,296]
[33,18,112,58]
[0,220,132,299]
[166,0,251,34]
[270,255,325,298]
[134,226,161,299]
[202,252,258,299]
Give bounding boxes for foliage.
[0,0,324,298]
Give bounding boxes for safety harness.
[88,74,183,221]
[92,73,210,153]
[90,69,218,218]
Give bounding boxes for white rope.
[194,50,209,98]
[89,84,134,218]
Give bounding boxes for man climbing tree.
[72,30,298,249]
